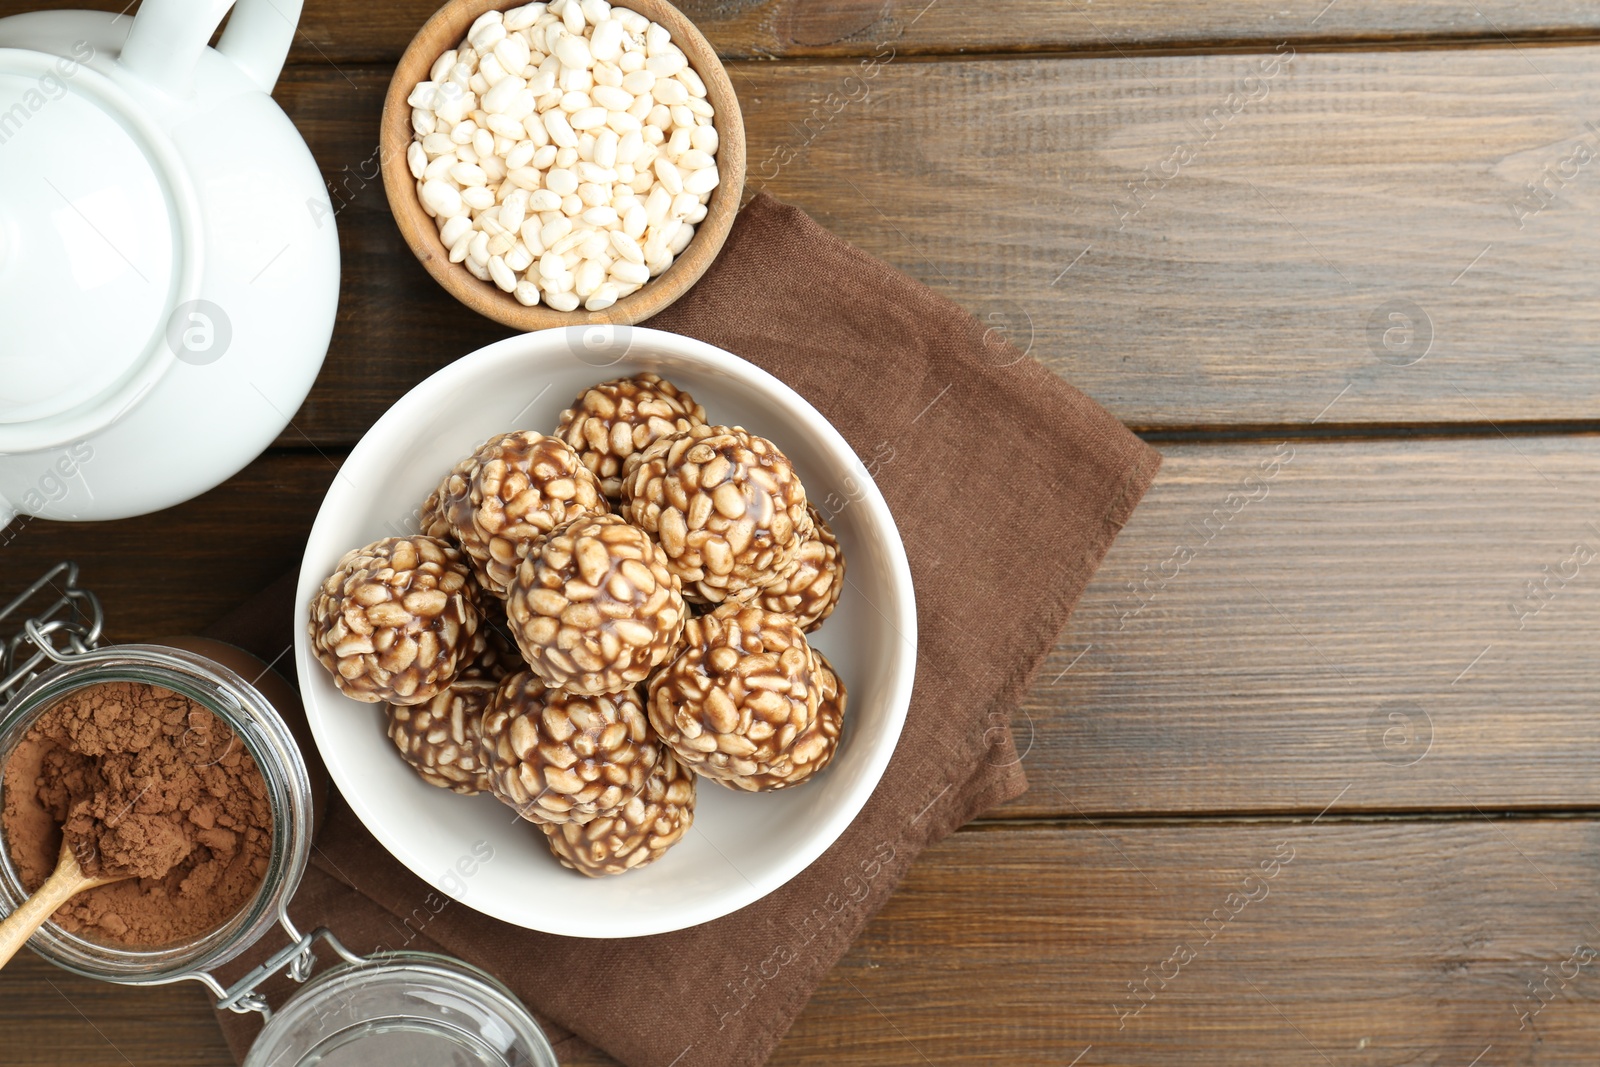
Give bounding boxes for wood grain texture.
[0,954,234,1065]
[766,821,1600,1066]
[9,0,1600,61]
[739,47,1600,431]
[0,452,337,645]
[6,821,1599,1065]
[256,43,1600,443]
[1013,434,1600,817]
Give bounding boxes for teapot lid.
[0,47,200,452]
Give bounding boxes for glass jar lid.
[245,948,558,1067]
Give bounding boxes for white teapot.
[0,0,338,524]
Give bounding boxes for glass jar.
[0,565,558,1067]
[244,948,557,1067]
[0,640,315,984]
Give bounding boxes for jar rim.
[0,643,314,984]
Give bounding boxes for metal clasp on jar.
[0,561,103,700]
[181,904,368,1019]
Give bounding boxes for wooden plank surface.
[762,820,1600,1066]
[6,438,1597,819]
[7,820,1599,1065]
[0,953,233,1065]
[0,453,339,647]
[255,43,1600,442]
[11,0,1600,61]
[1014,433,1600,818]
[675,47,1600,432]
[4,0,1599,1063]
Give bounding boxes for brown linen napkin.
[209,193,1160,1067]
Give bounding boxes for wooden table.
[5,0,1600,1062]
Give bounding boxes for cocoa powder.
[1,681,273,947]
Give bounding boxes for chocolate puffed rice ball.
[422,431,608,595]
[756,506,844,632]
[481,671,660,825]
[541,748,696,877]
[725,651,845,792]
[621,425,810,606]
[385,677,500,795]
[309,536,481,706]
[384,623,517,794]
[647,603,820,787]
[507,514,687,695]
[556,374,707,501]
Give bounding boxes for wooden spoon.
[0,839,130,970]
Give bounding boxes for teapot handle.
[216,0,303,94]
[120,0,302,97]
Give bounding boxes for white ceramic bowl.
[294,327,916,938]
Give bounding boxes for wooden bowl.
[380,0,746,329]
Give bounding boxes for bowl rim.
[294,327,918,936]
[379,0,747,331]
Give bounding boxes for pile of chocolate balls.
[309,374,846,877]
